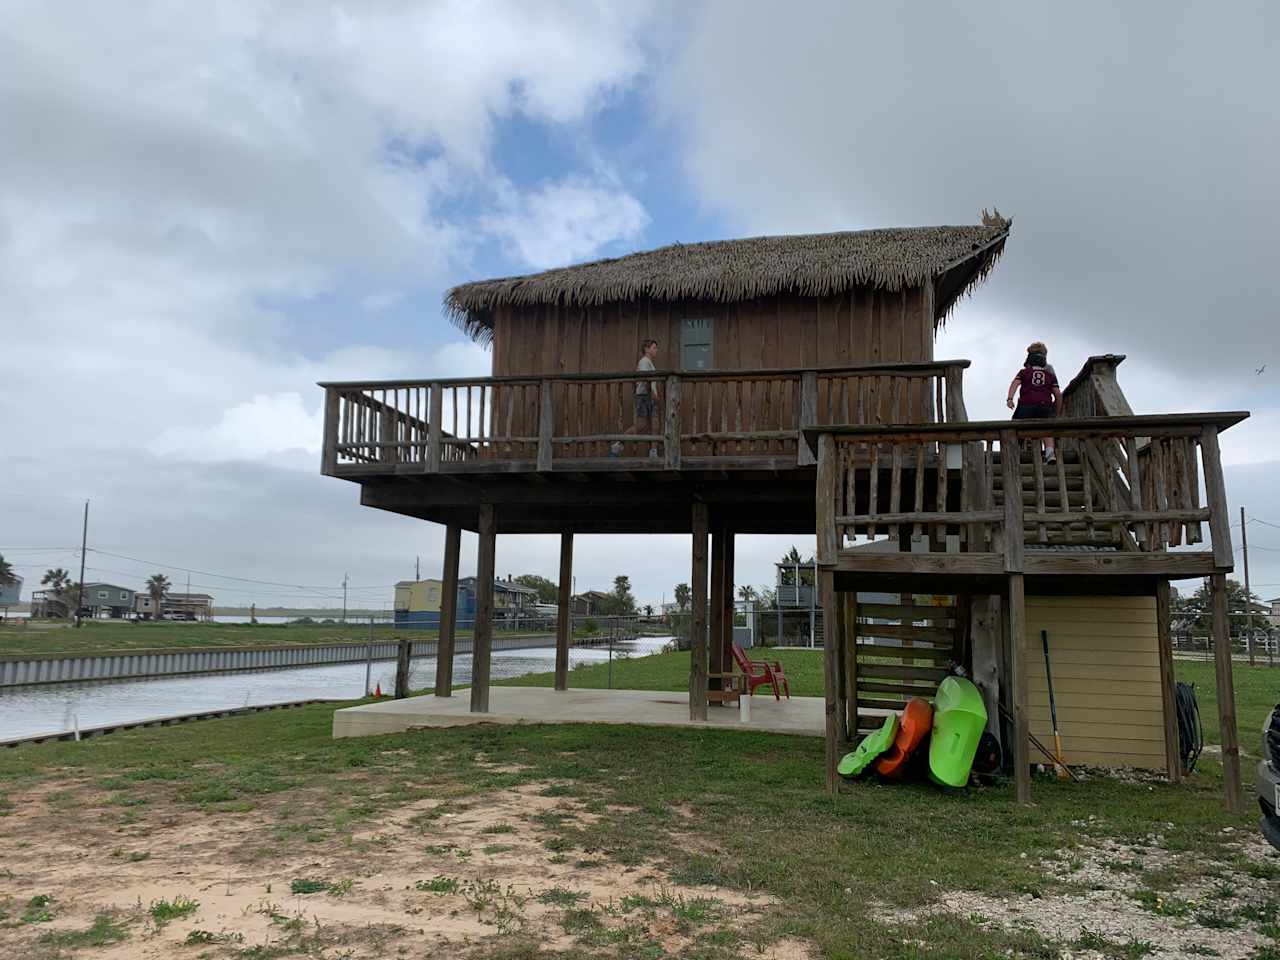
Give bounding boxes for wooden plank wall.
[489,286,934,377]
[1023,596,1166,769]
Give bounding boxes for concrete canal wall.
[0,634,556,688]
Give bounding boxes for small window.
[97,590,108,599]
[120,591,128,600]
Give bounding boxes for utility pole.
[74,500,88,628]
[1242,507,1254,666]
[415,555,420,581]
[342,572,349,623]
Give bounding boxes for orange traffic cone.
[374,683,382,698]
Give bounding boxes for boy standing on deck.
[1006,340,1062,463]
[613,339,660,457]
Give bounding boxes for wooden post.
[1006,573,1030,805]
[834,581,849,746]
[1241,507,1255,666]
[394,637,411,699]
[321,388,340,475]
[818,568,840,793]
[1211,572,1242,813]
[1000,430,1024,573]
[709,526,725,697]
[434,523,461,697]
[943,366,968,423]
[843,591,858,745]
[555,533,573,691]
[1155,580,1181,783]
[816,433,838,565]
[470,505,496,713]
[722,530,735,692]
[427,382,443,473]
[1201,426,1233,569]
[664,375,681,469]
[689,502,709,721]
[537,380,554,472]
[798,371,818,466]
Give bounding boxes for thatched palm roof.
[446,218,1010,344]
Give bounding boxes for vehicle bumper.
[1258,759,1280,853]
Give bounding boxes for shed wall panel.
[1023,595,1167,769]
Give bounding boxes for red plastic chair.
[731,642,790,700]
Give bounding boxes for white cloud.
[484,176,650,269]
[149,393,325,463]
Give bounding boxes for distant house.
[572,590,613,616]
[0,573,22,616]
[135,591,214,621]
[31,589,67,618]
[394,575,540,628]
[80,582,136,619]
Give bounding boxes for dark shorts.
[1013,402,1056,420]
[635,393,656,418]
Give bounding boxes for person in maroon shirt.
[1006,340,1063,463]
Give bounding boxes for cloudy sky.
[2,1,1277,611]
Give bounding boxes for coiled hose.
[1176,681,1204,774]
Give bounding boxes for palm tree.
[146,574,171,621]
[0,555,15,587]
[673,582,691,612]
[41,568,69,592]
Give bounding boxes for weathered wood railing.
[812,413,1246,572]
[319,361,970,475]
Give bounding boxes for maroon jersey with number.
[1016,364,1057,406]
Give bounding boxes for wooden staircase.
[848,597,962,734]
[991,446,1120,547]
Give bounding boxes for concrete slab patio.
[332,687,834,739]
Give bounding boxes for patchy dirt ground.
[875,823,1280,960]
[0,771,806,959]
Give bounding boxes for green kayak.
[837,713,898,780]
[928,676,988,788]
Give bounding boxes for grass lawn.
[0,619,507,658]
[0,650,1276,958]
[0,619,665,658]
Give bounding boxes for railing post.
[321,388,339,475]
[798,371,818,466]
[537,380,554,472]
[816,434,838,565]
[1200,425,1233,569]
[664,375,681,469]
[1000,430,1024,572]
[427,381,442,472]
[943,366,968,423]
[381,403,397,465]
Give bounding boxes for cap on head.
[1027,341,1048,355]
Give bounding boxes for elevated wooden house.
[320,217,1247,808]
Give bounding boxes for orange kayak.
[876,697,934,780]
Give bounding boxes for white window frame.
[97,590,108,600]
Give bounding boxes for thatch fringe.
[445,221,1010,345]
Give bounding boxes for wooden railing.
[319,361,970,475]
[812,413,1246,572]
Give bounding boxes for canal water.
[0,638,672,741]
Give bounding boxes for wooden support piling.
[555,532,573,691]
[434,524,461,697]
[689,503,709,721]
[1007,572,1030,805]
[394,638,411,699]
[1210,572,1242,813]
[470,505,496,713]
[709,526,726,697]
[819,568,840,793]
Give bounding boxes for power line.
[85,548,396,592]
